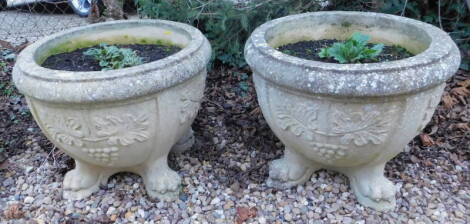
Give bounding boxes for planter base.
[268,147,397,211]
[62,128,195,201]
[345,166,396,211]
[266,147,319,189]
[63,161,110,200]
[142,157,182,201]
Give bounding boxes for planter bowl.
[245,11,460,210]
[13,20,211,200]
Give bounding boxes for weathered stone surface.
[13,19,211,201]
[245,11,460,211]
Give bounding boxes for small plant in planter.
[317,32,384,63]
[42,40,182,72]
[245,11,461,211]
[278,32,414,64]
[13,20,211,201]
[83,44,144,70]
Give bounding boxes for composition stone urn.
[245,11,461,210]
[13,20,211,200]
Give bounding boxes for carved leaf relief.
[93,114,150,146]
[44,113,150,147]
[45,117,84,147]
[43,112,150,165]
[274,99,396,148]
[332,109,393,146]
[276,103,318,140]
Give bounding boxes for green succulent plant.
[84,44,143,70]
[318,32,384,63]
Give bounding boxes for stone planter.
[13,20,211,200]
[245,11,460,210]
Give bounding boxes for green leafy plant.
[83,44,143,70]
[318,33,384,63]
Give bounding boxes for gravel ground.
[0,48,469,223]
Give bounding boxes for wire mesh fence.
[0,0,90,45]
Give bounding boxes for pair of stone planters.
[13,11,460,211]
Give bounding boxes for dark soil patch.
[277,39,414,63]
[41,44,182,71]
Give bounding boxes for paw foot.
[145,168,181,201]
[350,175,396,211]
[267,157,315,189]
[63,167,101,200]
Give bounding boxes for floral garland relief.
[44,113,150,165]
[276,102,396,163]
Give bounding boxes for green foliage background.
[136,0,323,67]
[136,0,469,69]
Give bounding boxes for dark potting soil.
[277,39,414,63]
[41,44,182,71]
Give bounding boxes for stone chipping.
[0,131,468,223]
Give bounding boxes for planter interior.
[37,22,190,65]
[267,13,429,56]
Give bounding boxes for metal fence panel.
[0,0,88,45]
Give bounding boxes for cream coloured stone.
[245,11,460,211]
[13,20,211,201]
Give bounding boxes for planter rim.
[13,19,211,103]
[245,11,461,97]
